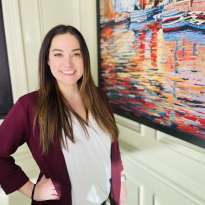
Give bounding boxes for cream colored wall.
[1,0,205,205]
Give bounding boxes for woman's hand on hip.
[33,175,60,201]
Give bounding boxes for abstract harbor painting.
[97,0,205,148]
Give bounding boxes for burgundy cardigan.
[0,91,123,205]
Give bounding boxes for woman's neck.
[58,83,80,102]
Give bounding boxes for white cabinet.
[119,128,205,205]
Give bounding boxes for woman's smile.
[61,70,76,75]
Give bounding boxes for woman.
[0,25,126,205]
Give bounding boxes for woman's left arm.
[120,170,127,205]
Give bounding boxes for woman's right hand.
[33,175,60,201]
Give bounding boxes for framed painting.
[0,0,13,119]
[97,0,205,148]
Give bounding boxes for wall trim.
[1,1,28,102]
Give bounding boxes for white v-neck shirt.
[62,114,111,205]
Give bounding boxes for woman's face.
[48,33,84,89]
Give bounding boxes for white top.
[62,114,111,205]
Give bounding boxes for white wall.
[1,0,205,205]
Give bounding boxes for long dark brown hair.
[35,25,118,153]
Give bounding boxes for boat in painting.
[159,0,205,32]
[156,9,187,32]
[130,5,164,22]
[184,11,205,31]
[130,0,164,23]
[161,11,205,32]
[128,0,164,32]
[114,12,130,24]
[162,19,188,32]
[155,10,185,22]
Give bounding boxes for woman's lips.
[61,70,76,75]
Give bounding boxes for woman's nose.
[64,55,73,66]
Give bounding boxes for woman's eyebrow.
[51,48,81,52]
[51,49,63,52]
[72,48,81,52]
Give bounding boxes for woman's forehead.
[50,33,80,50]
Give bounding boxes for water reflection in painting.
[98,0,205,145]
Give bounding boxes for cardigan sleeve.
[0,98,29,194]
[111,140,123,205]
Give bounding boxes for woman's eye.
[73,52,81,57]
[54,53,63,57]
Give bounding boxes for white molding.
[140,124,156,139]
[116,114,140,133]
[153,195,160,205]
[38,0,76,37]
[78,0,98,85]
[125,175,142,204]
[117,115,205,165]
[18,0,41,92]
[72,0,81,29]
[121,143,205,204]
[37,0,44,40]
[157,131,205,165]
[2,0,28,102]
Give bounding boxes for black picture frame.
[96,0,205,149]
[0,0,13,119]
